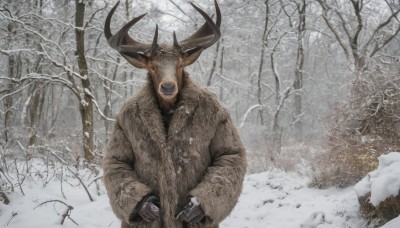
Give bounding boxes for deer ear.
[122,52,148,69]
[182,47,203,66]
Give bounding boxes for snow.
[191,196,199,206]
[354,152,400,206]
[1,187,117,228]
[84,88,94,98]
[0,161,118,228]
[221,170,364,228]
[20,95,32,123]
[80,99,88,107]
[381,216,400,228]
[2,158,400,228]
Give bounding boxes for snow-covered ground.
[221,171,364,228]
[1,158,399,228]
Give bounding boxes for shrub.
[312,62,400,188]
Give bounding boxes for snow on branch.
[83,88,115,122]
[240,104,271,128]
[33,199,77,225]
[0,81,35,101]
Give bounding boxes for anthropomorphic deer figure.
[102,1,246,228]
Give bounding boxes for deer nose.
[161,83,176,94]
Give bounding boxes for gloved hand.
[176,197,205,223]
[136,195,160,222]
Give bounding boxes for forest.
[1,0,400,227]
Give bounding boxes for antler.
[105,0,221,57]
[175,0,221,52]
[104,1,158,56]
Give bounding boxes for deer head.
[104,0,221,109]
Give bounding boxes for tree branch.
[384,0,400,22]
[47,148,94,202]
[363,7,400,53]
[369,25,400,57]
[316,0,351,61]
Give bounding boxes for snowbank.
[354,152,400,206]
[381,215,400,228]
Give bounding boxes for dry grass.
[311,63,400,188]
[311,143,381,188]
[247,141,317,174]
[359,191,400,227]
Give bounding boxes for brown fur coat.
[103,77,246,228]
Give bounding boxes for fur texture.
[103,77,247,228]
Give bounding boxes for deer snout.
[160,82,177,95]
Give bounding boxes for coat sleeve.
[189,109,247,226]
[103,119,153,224]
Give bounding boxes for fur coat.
[103,77,247,228]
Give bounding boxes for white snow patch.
[0,160,118,228]
[80,99,88,107]
[354,152,400,206]
[300,211,327,228]
[221,170,365,228]
[191,197,199,206]
[84,88,94,98]
[381,215,400,228]
[20,95,32,122]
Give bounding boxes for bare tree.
[256,0,270,125]
[0,0,113,161]
[75,0,94,161]
[0,0,398,173]
[316,0,400,72]
[292,0,306,139]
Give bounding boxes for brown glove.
[130,195,160,223]
[139,196,160,222]
[176,197,205,223]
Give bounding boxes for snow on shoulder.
[354,152,400,206]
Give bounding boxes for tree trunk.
[103,59,120,140]
[27,51,45,147]
[219,41,224,100]
[256,0,270,125]
[27,82,45,146]
[206,40,221,87]
[3,20,17,144]
[3,56,14,143]
[270,32,288,159]
[103,64,112,140]
[293,0,306,140]
[75,0,94,161]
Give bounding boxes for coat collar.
[136,76,202,146]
